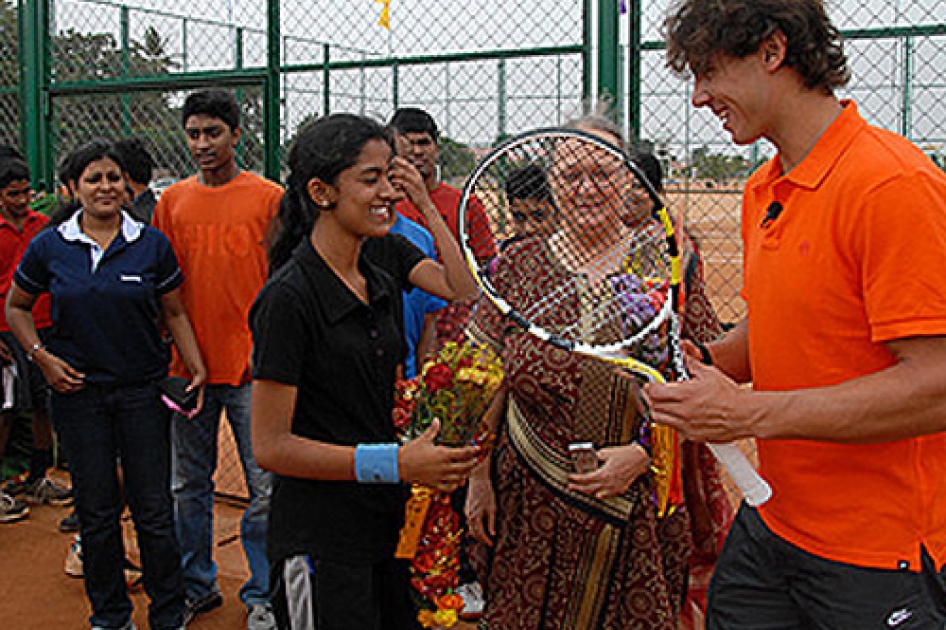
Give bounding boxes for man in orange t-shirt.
[648,1,946,628]
[153,89,282,629]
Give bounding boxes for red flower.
[424,364,454,392]
[392,407,411,429]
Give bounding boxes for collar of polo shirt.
[58,209,145,271]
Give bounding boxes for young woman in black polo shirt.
[6,139,206,630]
[250,114,481,630]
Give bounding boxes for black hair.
[388,107,439,141]
[182,89,241,131]
[0,146,25,162]
[0,158,30,190]
[113,137,155,185]
[505,164,553,204]
[49,139,126,224]
[268,113,392,274]
[631,151,664,193]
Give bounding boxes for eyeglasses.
[512,209,549,222]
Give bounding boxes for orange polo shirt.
[742,101,946,570]
[153,171,282,385]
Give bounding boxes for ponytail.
[269,179,318,274]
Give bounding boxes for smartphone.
[157,376,199,415]
[568,442,598,474]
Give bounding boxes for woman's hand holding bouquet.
[393,342,503,628]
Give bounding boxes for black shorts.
[0,329,50,414]
[708,504,946,630]
[270,554,419,630]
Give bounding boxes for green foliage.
[1,3,264,183]
[440,136,477,184]
[690,146,749,185]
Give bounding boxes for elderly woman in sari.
[464,114,732,630]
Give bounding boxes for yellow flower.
[456,367,488,386]
[433,608,459,626]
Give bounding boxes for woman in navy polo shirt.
[250,114,481,630]
[6,139,206,630]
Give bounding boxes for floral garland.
[393,341,503,628]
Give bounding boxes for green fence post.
[120,5,131,137]
[392,60,399,110]
[264,0,281,179]
[900,35,913,140]
[181,18,188,73]
[626,0,642,142]
[236,27,245,70]
[322,43,331,116]
[582,0,592,100]
[597,0,620,111]
[497,58,507,142]
[19,0,52,190]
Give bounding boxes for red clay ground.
[0,472,478,629]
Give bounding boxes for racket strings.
[464,131,676,363]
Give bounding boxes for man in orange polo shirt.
[647,0,946,627]
[153,89,282,630]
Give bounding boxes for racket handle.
[706,442,772,507]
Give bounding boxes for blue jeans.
[52,382,184,630]
[171,383,272,607]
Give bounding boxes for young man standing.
[647,1,946,628]
[0,153,72,522]
[153,89,282,630]
[388,108,493,349]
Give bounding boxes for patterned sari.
[467,235,731,630]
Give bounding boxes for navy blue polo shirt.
[250,234,425,564]
[15,210,183,384]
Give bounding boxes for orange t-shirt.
[741,101,946,570]
[1,210,52,331]
[153,171,282,385]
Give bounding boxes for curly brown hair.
[664,0,850,94]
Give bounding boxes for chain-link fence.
[632,1,946,322]
[2,0,945,495]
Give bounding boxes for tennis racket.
[457,127,771,507]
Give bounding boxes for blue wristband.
[354,443,401,483]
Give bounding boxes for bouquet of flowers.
[393,341,503,628]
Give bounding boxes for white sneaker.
[65,535,83,578]
[456,581,485,620]
[247,603,277,630]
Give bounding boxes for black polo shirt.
[250,234,425,564]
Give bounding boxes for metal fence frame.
[10,0,628,190]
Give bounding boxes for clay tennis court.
[0,480,479,629]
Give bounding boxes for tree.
[2,8,265,182]
[690,146,749,185]
[440,136,477,184]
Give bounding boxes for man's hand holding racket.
[644,350,757,444]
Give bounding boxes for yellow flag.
[375,0,390,29]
